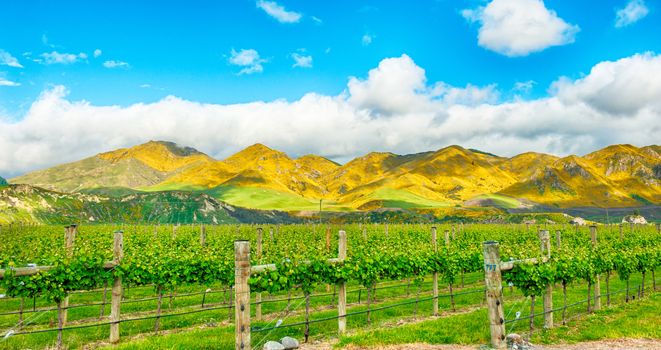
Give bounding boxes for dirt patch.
[537,338,661,349]
[300,343,475,350]
[300,338,661,350]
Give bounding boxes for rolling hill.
[10,141,213,193]
[0,184,297,225]
[9,141,660,212]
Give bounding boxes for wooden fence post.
[255,228,263,321]
[338,230,347,334]
[200,224,206,247]
[432,226,439,316]
[234,240,251,350]
[539,230,553,329]
[555,230,561,249]
[445,229,454,310]
[483,241,506,349]
[62,224,76,326]
[109,230,124,343]
[590,226,601,311]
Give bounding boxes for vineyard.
[0,222,659,349]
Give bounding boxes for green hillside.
[0,184,298,225]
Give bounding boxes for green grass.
[1,271,657,350]
[207,186,352,211]
[534,293,661,345]
[339,271,659,348]
[363,188,451,209]
[467,194,522,209]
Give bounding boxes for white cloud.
[552,52,661,115]
[103,60,130,69]
[0,77,20,87]
[39,51,87,65]
[229,49,266,75]
[256,0,302,23]
[291,52,312,68]
[140,84,151,88]
[2,53,660,176]
[311,16,323,24]
[362,33,374,46]
[462,0,580,57]
[513,80,536,94]
[94,49,102,58]
[0,50,23,68]
[615,0,649,27]
[433,83,500,106]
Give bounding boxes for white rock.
[280,336,300,349]
[263,341,285,350]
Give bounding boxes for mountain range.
[7,141,660,213]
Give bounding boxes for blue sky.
[1,0,658,113]
[1,0,660,176]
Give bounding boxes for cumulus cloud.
[229,49,266,75]
[347,55,498,115]
[256,0,302,23]
[615,0,649,28]
[462,0,579,57]
[38,51,87,65]
[93,49,103,58]
[552,52,661,115]
[1,53,660,176]
[0,50,23,68]
[103,60,130,69]
[291,52,312,68]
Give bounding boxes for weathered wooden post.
[234,240,251,350]
[590,225,601,311]
[619,224,623,240]
[555,230,561,249]
[255,228,263,321]
[445,229,455,310]
[338,230,347,334]
[483,241,506,349]
[432,226,439,316]
[200,224,207,247]
[539,230,553,329]
[109,230,124,343]
[62,224,76,326]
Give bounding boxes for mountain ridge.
[9,141,661,210]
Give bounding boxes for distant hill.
[0,184,298,225]
[0,176,6,186]
[10,141,213,192]
[10,141,661,211]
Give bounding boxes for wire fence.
[503,276,658,340]
[0,275,486,341]
[1,271,657,347]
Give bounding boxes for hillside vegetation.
[9,141,661,211]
